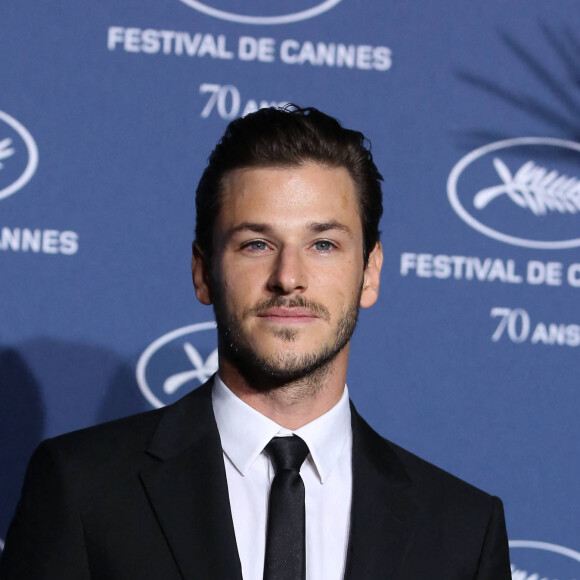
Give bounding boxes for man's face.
[193,162,382,386]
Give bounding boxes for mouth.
[257,307,319,324]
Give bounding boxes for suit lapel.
[140,380,243,580]
[344,407,424,580]
[137,384,423,579]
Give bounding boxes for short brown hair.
[195,105,383,264]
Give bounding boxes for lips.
[257,307,319,322]
[246,296,330,322]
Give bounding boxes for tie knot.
[265,435,310,473]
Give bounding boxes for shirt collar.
[212,375,351,484]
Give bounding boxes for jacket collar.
[345,405,424,580]
[139,380,422,580]
[140,378,243,580]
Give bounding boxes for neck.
[218,348,349,430]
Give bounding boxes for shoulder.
[350,409,511,577]
[34,380,215,477]
[47,404,163,454]
[351,406,499,513]
[386,436,500,520]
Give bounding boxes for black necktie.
[263,435,310,580]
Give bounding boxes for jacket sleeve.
[0,440,91,579]
[474,496,511,580]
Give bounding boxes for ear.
[191,242,213,305]
[360,242,383,309]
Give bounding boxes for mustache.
[246,295,330,321]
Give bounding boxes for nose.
[267,246,308,295]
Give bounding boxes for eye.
[243,240,269,252]
[312,240,336,252]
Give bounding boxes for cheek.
[217,258,248,289]
[317,262,363,292]
[219,263,267,306]
[227,268,261,293]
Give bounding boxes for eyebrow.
[227,221,354,238]
[307,221,353,236]
[228,223,272,237]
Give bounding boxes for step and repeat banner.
[1,1,579,576]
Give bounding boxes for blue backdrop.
[1,1,579,576]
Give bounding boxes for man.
[0,106,511,579]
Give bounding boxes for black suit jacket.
[0,380,511,579]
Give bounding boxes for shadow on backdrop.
[97,359,150,425]
[0,339,147,547]
[0,348,45,541]
[455,26,580,148]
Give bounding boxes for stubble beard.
[213,290,362,397]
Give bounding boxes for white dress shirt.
[212,375,352,580]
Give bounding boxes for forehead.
[218,163,361,226]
